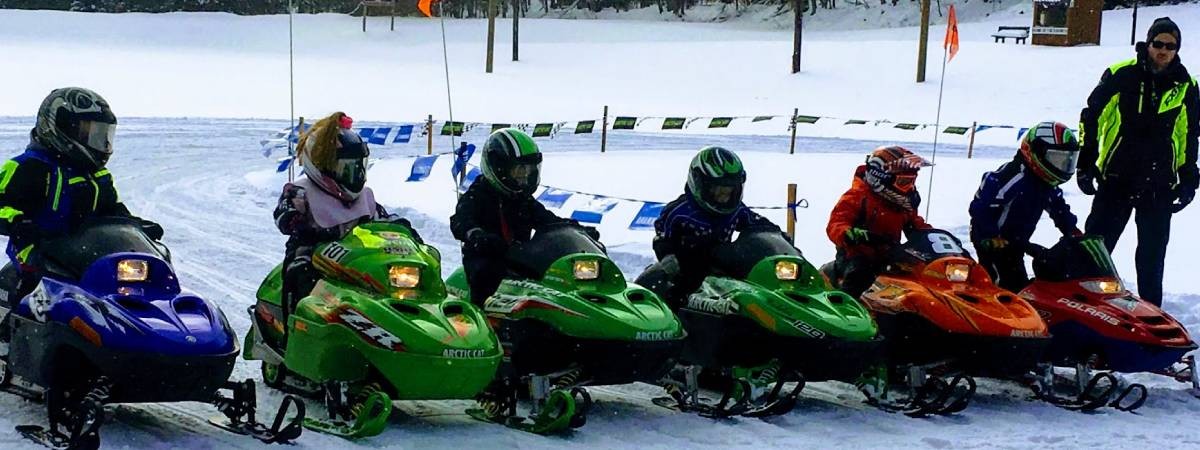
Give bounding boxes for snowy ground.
[3,2,1200,449]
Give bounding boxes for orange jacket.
[827,166,931,260]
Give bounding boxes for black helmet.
[300,128,370,202]
[481,128,542,197]
[34,87,117,171]
[686,146,746,215]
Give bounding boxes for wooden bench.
[992,26,1030,44]
[360,0,397,32]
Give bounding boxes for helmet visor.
[508,162,539,189]
[1044,148,1079,175]
[893,173,918,192]
[77,120,115,156]
[701,181,743,213]
[331,156,368,193]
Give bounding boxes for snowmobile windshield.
[507,223,605,278]
[887,228,972,265]
[1031,237,1120,282]
[39,217,167,280]
[711,231,801,279]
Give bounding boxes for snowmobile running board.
[467,371,590,435]
[861,364,977,418]
[653,364,806,419]
[1032,364,1147,412]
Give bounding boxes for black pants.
[1084,184,1173,306]
[280,246,319,320]
[463,252,508,306]
[832,252,882,299]
[664,251,712,309]
[976,245,1029,293]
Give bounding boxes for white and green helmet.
[481,128,543,196]
[686,146,747,215]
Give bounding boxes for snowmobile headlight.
[116,259,149,282]
[1081,280,1123,294]
[945,263,970,283]
[573,259,600,280]
[388,265,420,289]
[775,261,799,281]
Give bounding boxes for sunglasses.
[1151,40,1179,51]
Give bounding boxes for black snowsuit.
[1078,44,1200,306]
[651,191,780,307]
[450,178,574,305]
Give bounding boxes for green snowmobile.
[244,222,502,439]
[445,223,685,434]
[635,230,881,417]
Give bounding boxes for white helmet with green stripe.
[481,128,543,196]
[687,146,746,215]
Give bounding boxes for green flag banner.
[532,123,555,137]
[613,117,637,130]
[709,117,733,128]
[440,121,465,136]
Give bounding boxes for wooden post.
[426,115,434,155]
[789,108,798,155]
[362,2,368,32]
[486,0,497,73]
[916,0,930,82]
[290,116,305,182]
[1130,1,1138,46]
[786,183,797,245]
[791,0,802,73]
[390,0,396,31]
[966,121,977,159]
[600,105,609,153]
[512,0,520,61]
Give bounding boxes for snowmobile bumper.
[675,309,883,382]
[1047,321,1198,373]
[876,313,1049,376]
[9,317,236,403]
[496,319,684,385]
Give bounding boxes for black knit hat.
[1147,17,1181,48]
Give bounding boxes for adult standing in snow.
[1077,17,1200,306]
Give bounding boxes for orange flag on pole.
[943,4,959,62]
[418,0,435,17]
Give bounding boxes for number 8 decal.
[928,233,963,254]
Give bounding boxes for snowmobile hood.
[29,253,236,356]
[1021,277,1196,350]
[445,256,685,342]
[254,222,500,360]
[308,222,447,300]
[865,256,1049,338]
[724,255,877,341]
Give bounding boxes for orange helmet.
[863,146,932,209]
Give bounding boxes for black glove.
[1076,168,1098,196]
[140,220,164,241]
[8,218,42,252]
[1171,186,1195,213]
[582,226,601,241]
[466,228,506,256]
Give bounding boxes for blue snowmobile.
[0,217,304,450]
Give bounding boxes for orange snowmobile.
[823,228,1050,416]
